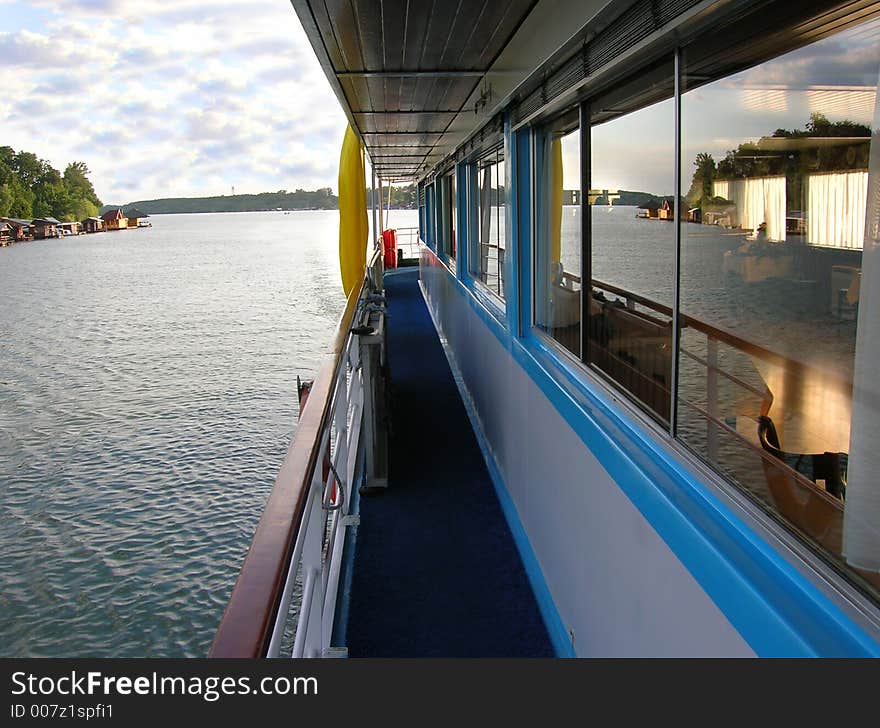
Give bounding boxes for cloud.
[0,29,100,68]
[6,1,347,202]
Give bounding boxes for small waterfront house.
[58,221,81,236]
[657,199,674,220]
[124,208,150,228]
[82,216,105,233]
[0,221,11,245]
[2,218,33,241]
[32,217,61,239]
[101,209,128,231]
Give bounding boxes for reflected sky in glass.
[559,18,880,196]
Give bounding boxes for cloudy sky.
[3,2,879,204]
[575,17,880,195]
[1,0,348,204]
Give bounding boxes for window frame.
[467,143,508,308]
[438,169,457,273]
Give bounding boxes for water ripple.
[0,210,417,657]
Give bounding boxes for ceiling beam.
[336,70,484,78]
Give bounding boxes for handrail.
[209,276,366,658]
[587,276,852,391]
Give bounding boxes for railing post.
[358,303,388,492]
[707,335,719,461]
[292,468,325,658]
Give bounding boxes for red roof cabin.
[101,209,128,231]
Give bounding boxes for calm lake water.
[0,209,416,657]
[0,204,859,656]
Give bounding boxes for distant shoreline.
[102,186,418,217]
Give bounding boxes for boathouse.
[0,221,10,245]
[101,209,128,230]
[124,208,150,228]
[58,221,81,235]
[32,217,61,239]
[81,216,104,233]
[2,218,32,241]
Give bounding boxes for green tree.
[774,112,871,139]
[62,161,102,221]
[686,152,716,206]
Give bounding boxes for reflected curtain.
[714,176,786,241]
[807,171,869,249]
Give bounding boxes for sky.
[2,2,879,204]
[566,17,880,195]
[0,0,348,204]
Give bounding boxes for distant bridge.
[564,189,621,205]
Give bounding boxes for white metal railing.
[264,253,387,658]
[394,227,420,260]
[265,333,363,657]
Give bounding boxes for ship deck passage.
[342,268,553,657]
[213,0,880,659]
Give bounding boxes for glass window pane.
[535,114,581,357]
[680,18,880,596]
[447,172,457,260]
[589,83,675,424]
[438,172,456,265]
[470,149,507,299]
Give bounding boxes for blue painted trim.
[463,394,576,658]
[456,161,468,282]
[466,278,507,326]
[418,276,574,658]
[427,181,437,251]
[419,246,880,657]
[514,128,532,338]
[505,117,520,334]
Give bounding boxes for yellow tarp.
[338,125,368,296]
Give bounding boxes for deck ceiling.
[291,0,537,181]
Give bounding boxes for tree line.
[0,146,103,221]
[685,113,872,208]
[109,184,420,215]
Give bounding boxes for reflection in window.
[425,183,436,249]
[535,113,581,357]
[680,18,880,595]
[589,92,675,423]
[470,148,506,299]
[439,172,457,266]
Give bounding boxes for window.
[424,182,436,249]
[534,111,581,357]
[439,171,457,267]
[527,15,880,598]
[418,183,426,244]
[469,147,507,299]
[588,66,675,424]
[679,18,880,592]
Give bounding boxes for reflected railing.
[562,271,854,563]
[479,243,505,297]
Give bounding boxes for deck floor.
[345,268,554,657]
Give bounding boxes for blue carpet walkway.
[345,268,554,657]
